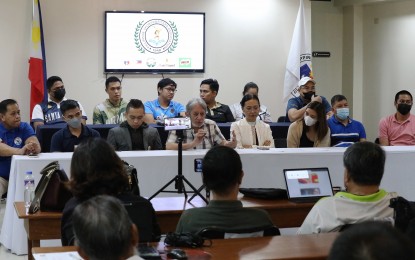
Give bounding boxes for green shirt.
[93,99,127,124]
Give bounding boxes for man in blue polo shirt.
[144,78,186,124]
[50,100,100,152]
[328,95,366,147]
[0,99,41,196]
[285,77,332,122]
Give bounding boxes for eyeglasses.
[398,100,412,105]
[164,87,177,93]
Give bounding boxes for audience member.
[72,195,143,260]
[175,146,274,233]
[230,82,272,122]
[0,99,40,195]
[297,142,397,234]
[61,138,160,246]
[200,78,235,123]
[328,221,415,260]
[285,77,331,122]
[31,76,87,129]
[287,101,330,147]
[379,90,415,146]
[93,76,127,124]
[328,95,366,147]
[166,98,236,150]
[230,94,274,148]
[50,100,100,152]
[144,78,185,124]
[107,99,162,151]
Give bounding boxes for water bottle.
[24,171,35,208]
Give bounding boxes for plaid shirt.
[166,119,225,149]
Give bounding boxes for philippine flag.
[28,0,47,117]
[283,0,313,103]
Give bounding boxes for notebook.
[283,168,334,203]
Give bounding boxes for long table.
[15,197,313,259]
[32,233,338,260]
[3,146,415,255]
[36,122,291,152]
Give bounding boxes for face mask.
[303,91,315,100]
[67,117,82,128]
[304,115,317,126]
[397,103,412,115]
[336,108,349,120]
[54,88,66,101]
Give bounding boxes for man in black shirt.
[107,99,162,150]
[199,79,235,123]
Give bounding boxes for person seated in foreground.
[61,138,160,246]
[287,101,330,147]
[297,142,398,234]
[107,99,162,151]
[199,78,235,123]
[50,99,100,152]
[166,98,236,150]
[230,94,274,148]
[175,146,274,234]
[72,195,144,260]
[328,221,415,260]
[92,76,127,124]
[285,77,332,122]
[328,94,366,147]
[0,99,41,195]
[230,82,272,122]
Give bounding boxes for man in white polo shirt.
[298,142,397,234]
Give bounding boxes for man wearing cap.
[285,77,332,122]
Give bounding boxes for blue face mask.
[336,108,349,120]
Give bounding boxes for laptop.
[283,168,334,203]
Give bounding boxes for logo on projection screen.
[134,19,179,54]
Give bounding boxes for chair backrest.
[277,116,286,122]
[274,138,287,148]
[198,225,280,239]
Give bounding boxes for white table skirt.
[2,146,415,255]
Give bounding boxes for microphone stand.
[149,130,208,204]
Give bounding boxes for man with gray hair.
[72,195,143,260]
[166,98,236,150]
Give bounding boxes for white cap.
[298,77,316,88]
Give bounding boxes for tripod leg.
[148,177,178,200]
[188,184,205,202]
[182,177,208,204]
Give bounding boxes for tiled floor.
[0,202,27,259]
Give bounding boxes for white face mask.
[304,115,317,126]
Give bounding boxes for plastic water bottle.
[24,171,35,208]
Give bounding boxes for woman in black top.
[287,101,331,147]
[61,138,161,246]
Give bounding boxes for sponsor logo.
[146,58,156,67]
[124,61,130,65]
[179,58,191,68]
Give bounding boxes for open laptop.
[283,168,334,203]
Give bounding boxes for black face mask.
[53,88,66,101]
[303,91,315,100]
[398,103,412,115]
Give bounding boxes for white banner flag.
[283,0,312,103]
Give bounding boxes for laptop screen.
[283,168,334,201]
